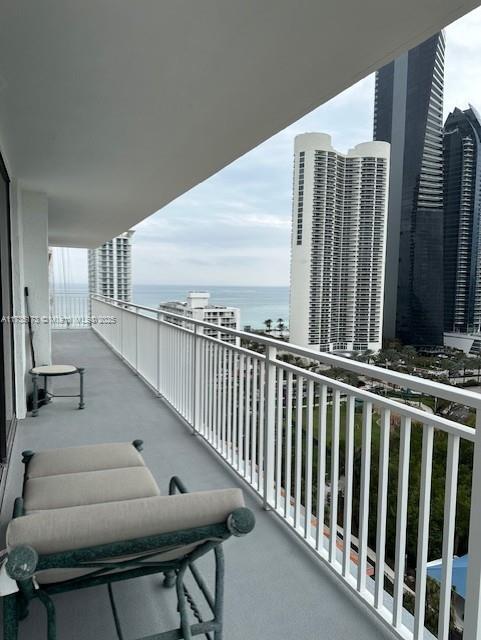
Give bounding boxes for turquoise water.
[58,284,290,329]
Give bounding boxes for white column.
[10,185,50,417]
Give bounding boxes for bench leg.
[3,594,19,640]
[176,566,193,640]
[78,368,85,410]
[32,374,39,417]
[163,570,176,588]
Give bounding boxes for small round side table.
[29,365,85,417]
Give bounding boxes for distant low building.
[159,292,240,345]
[444,330,481,355]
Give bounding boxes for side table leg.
[44,375,50,403]
[32,375,39,417]
[78,368,85,409]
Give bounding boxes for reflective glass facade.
[443,106,481,333]
[374,33,445,345]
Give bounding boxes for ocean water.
[133,284,289,329]
[57,283,290,329]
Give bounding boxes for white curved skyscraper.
[289,133,390,353]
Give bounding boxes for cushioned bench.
[3,440,255,640]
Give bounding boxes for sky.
[53,6,481,288]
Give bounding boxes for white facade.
[289,133,390,353]
[88,230,134,301]
[159,292,240,345]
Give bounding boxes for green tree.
[264,318,273,333]
[402,345,417,362]
[474,356,481,382]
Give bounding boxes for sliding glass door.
[0,152,14,461]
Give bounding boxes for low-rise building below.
[159,292,240,345]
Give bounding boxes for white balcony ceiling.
[0,0,479,247]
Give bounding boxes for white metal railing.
[91,294,481,640]
[50,293,90,329]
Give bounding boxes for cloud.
[444,7,481,115]
[57,7,481,287]
[131,72,376,285]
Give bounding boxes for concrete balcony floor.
[0,330,393,640]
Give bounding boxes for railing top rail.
[91,294,481,407]
[276,359,476,442]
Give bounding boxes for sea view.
[55,283,290,330]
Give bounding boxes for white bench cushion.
[23,467,161,512]
[26,442,145,479]
[7,489,245,584]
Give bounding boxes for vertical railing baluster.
[393,415,412,627]
[238,354,245,472]
[374,407,390,607]
[275,368,284,509]
[156,313,161,395]
[263,345,277,508]
[464,398,481,640]
[305,379,314,541]
[438,433,460,640]
[329,389,340,562]
[294,375,303,529]
[208,342,214,442]
[227,349,233,462]
[214,343,220,447]
[357,400,372,593]
[192,327,200,430]
[258,360,265,495]
[251,358,258,486]
[232,353,239,468]
[284,371,293,519]
[316,384,328,552]
[413,423,434,638]
[222,347,228,456]
[342,394,355,577]
[244,355,251,478]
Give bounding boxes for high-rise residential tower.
[443,106,481,334]
[374,32,445,345]
[88,230,134,301]
[289,133,390,353]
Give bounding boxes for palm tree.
[276,318,286,334]
[264,318,273,333]
[361,349,374,364]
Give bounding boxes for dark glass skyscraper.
[374,32,445,345]
[444,106,481,333]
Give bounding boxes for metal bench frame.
[29,366,85,417]
[3,445,255,640]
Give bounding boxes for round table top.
[31,364,78,376]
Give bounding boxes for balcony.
[6,294,481,639]
[1,327,393,640]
